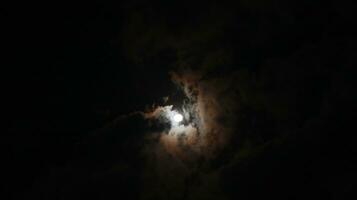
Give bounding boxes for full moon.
[173,113,183,123]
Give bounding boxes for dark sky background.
[5,1,356,199]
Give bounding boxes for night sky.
[5,1,356,199]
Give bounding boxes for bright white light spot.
[173,113,183,123]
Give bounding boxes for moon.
[173,113,183,123]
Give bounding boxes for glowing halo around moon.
[164,108,184,127]
[173,113,183,123]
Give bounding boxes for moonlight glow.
[161,107,185,127]
[173,113,183,122]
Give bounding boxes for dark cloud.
[116,1,355,199]
[7,1,355,199]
